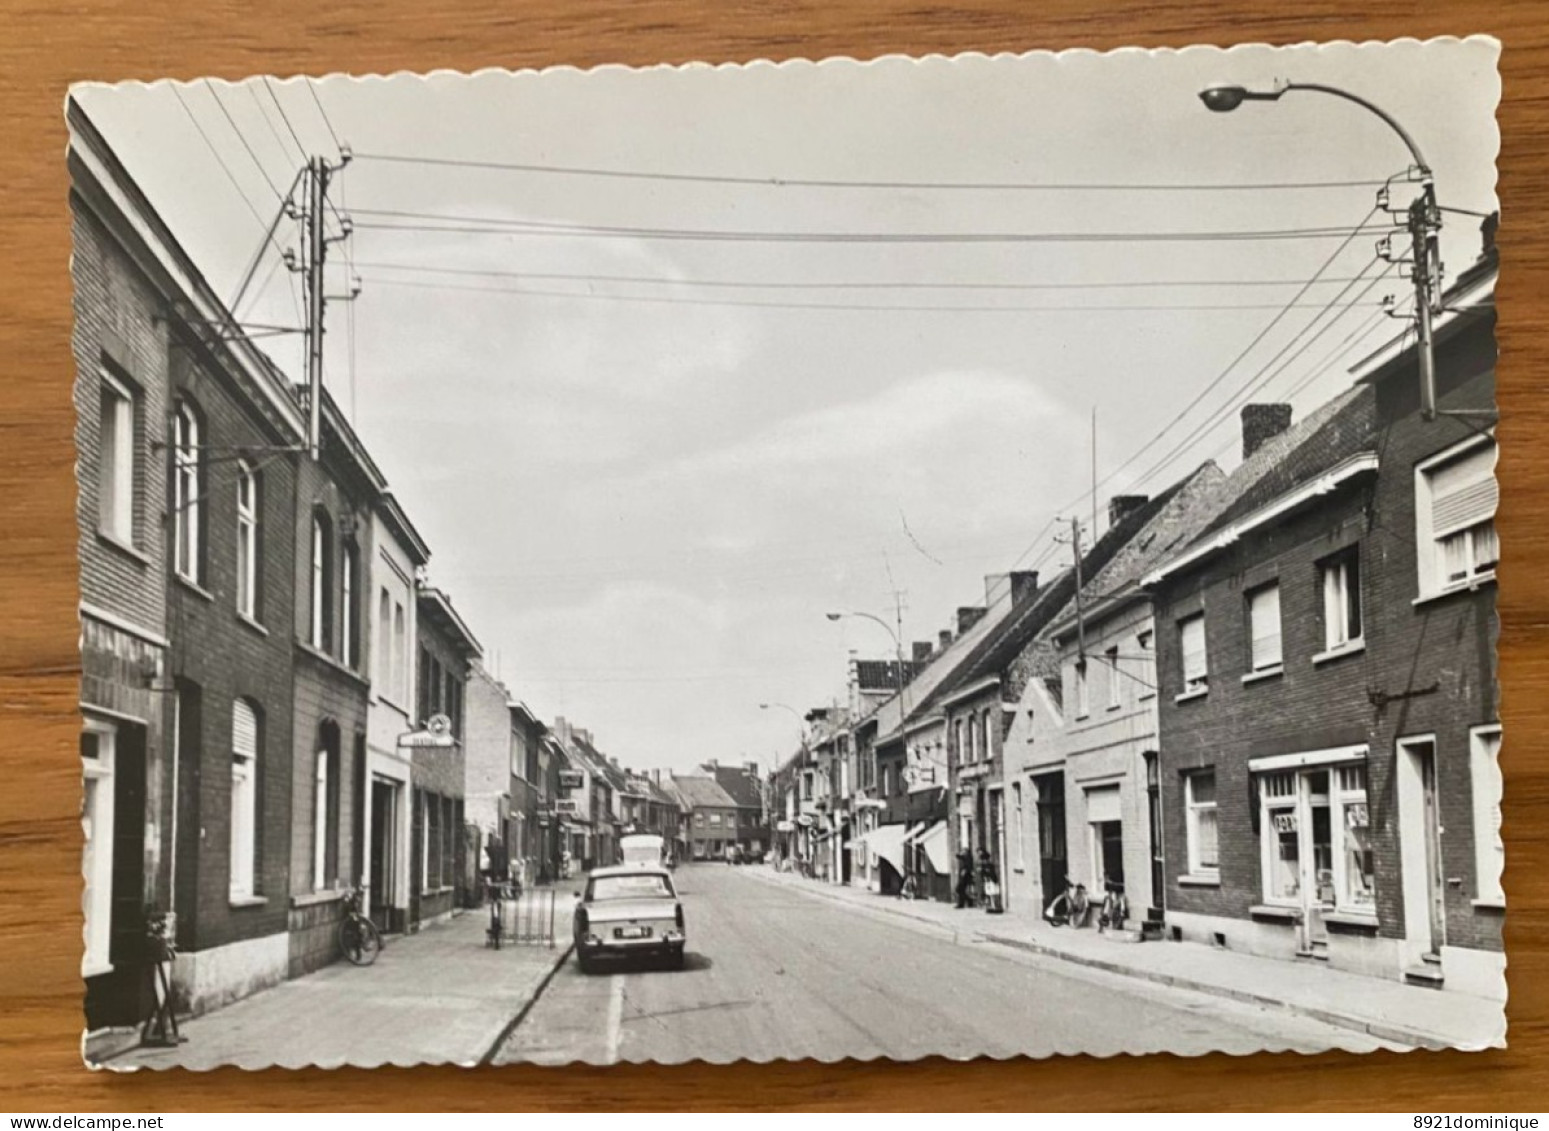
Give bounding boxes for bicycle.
[1098,881,1129,932]
[1044,875,1091,928]
[338,885,382,966]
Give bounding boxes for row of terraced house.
[770,215,1503,1001]
[70,101,720,1057]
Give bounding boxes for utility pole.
[1409,181,1442,422]
[1070,516,1086,662]
[303,156,329,461]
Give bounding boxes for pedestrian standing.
[955,847,975,908]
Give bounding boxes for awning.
[919,822,950,873]
[856,823,908,871]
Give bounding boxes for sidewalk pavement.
[746,864,1505,1051]
[105,910,572,1071]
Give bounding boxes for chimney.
[1242,404,1293,459]
[912,641,934,662]
[1107,495,1149,528]
[939,629,954,650]
[705,758,718,771]
[553,716,572,745]
[957,606,987,635]
[1009,570,1040,605]
[744,761,757,776]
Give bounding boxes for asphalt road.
[490,863,1386,1065]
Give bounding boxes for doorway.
[369,776,400,932]
[1034,772,1066,910]
[1398,738,1446,957]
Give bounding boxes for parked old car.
[573,865,686,973]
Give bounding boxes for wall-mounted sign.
[1272,812,1298,834]
[555,799,579,816]
[558,769,584,790]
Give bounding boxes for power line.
[304,77,343,154]
[262,76,309,163]
[1127,260,1400,492]
[171,86,272,230]
[351,208,1399,245]
[246,83,302,169]
[201,80,285,200]
[350,259,1377,294]
[1067,205,1385,500]
[351,150,1392,193]
[357,275,1393,314]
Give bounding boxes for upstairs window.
[236,463,259,619]
[1320,548,1363,652]
[1417,437,1498,596]
[1072,659,1090,719]
[310,513,334,653]
[1135,630,1156,701]
[97,371,136,545]
[1105,645,1122,709]
[341,541,359,669]
[1247,583,1282,673]
[173,402,202,583]
[1179,613,1208,694]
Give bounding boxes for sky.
[74,38,1500,775]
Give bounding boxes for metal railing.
[483,882,560,949]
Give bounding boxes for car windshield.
[588,873,674,901]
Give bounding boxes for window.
[1320,550,1362,651]
[1012,781,1025,870]
[341,542,358,669]
[230,699,259,899]
[81,721,116,975]
[1247,584,1282,672]
[983,712,995,760]
[1260,771,1299,903]
[1135,630,1156,700]
[235,462,259,619]
[377,588,392,688]
[1335,765,1375,911]
[313,748,330,890]
[1179,614,1208,694]
[1185,770,1219,876]
[1073,660,1090,718]
[418,645,435,725]
[392,601,406,704]
[695,812,705,827]
[1105,646,1122,709]
[173,402,201,582]
[709,813,722,826]
[310,513,333,651]
[97,371,135,544]
[424,792,442,888]
[1471,727,1505,905]
[1417,438,1499,596]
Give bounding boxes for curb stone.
[479,941,576,1066]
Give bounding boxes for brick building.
[71,103,178,1038]
[506,701,546,888]
[672,775,741,861]
[286,391,384,979]
[411,587,481,927]
[702,760,766,856]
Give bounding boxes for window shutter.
[232,699,258,759]
[1431,445,1498,536]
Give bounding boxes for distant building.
[672,775,742,861]
[702,760,766,856]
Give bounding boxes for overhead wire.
[304,77,343,153]
[201,80,286,200]
[262,76,310,163]
[350,151,1390,194]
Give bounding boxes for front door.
[1145,752,1164,915]
[369,776,399,931]
[1035,772,1066,910]
[1418,747,1446,954]
[1299,771,1335,955]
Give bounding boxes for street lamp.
[1198,81,1442,421]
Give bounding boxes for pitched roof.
[671,775,738,810]
[708,764,763,809]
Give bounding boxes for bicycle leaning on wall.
[339,885,383,966]
[1043,875,1091,928]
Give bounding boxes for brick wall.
[71,199,168,634]
[1155,477,1377,930]
[463,666,513,834]
[165,336,299,956]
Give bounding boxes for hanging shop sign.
[558,770,585,790]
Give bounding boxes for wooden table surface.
[2,0,1545,1112]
